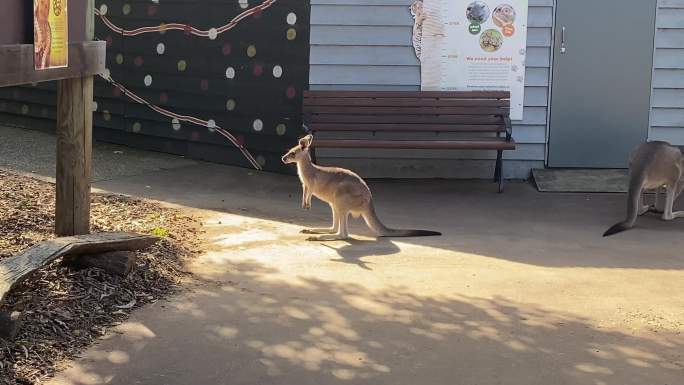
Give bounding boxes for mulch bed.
[0,169,203,384]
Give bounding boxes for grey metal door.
[548,0,656,168]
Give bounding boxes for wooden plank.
[304,97,511,107]
[310,123,506,132]
[305,106,509,115]
[310,114,505,124]
[312,139,516,150]
[304,90,511,99]
[0,42,106,87]
[0,232,159,305]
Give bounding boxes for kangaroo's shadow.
[323,238,402,270]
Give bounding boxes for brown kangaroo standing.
[604,141,684,236]
[282,135,441,241]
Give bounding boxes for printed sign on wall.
[414,0,528,119]
[34,0,68,70]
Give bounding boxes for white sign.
[413,0,528,120]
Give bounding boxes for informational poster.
[413,0,528,120]
[34,0,68,70]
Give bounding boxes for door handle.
[560,26,567,54]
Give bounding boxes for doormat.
[532,169,628,193]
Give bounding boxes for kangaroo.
[604,141,684,237]
[282,135,441,241]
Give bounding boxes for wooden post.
[55,0,94,236]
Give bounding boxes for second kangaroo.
[282,135,441,241]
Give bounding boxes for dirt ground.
[0,170,202,385]
[40,163,684,385]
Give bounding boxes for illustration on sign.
[410,0,425,60]
[416,0,528,119]
[34,0,68,70]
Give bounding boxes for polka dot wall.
[89,0,310,171]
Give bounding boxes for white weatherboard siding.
[649,0,684,145]
[309,0,553,179]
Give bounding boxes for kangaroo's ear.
[299,134,313,149]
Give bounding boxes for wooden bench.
[303,91,516,192]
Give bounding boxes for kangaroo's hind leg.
[307,210,350,241]
[662,184,684,220]
[301,205,339,234]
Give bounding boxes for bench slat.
[304,98,511,108]
[305,106,509,116]
[309,123,506,132]
[304,90,510,99]
[311,114,504,125]
[313,139,516,150]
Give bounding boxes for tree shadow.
[49,260,684,385]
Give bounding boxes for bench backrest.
[303,91,511,133]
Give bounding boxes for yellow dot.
[177,60,187,72]
[246,45,257,58]
[122,4,131,15]
[132,122,141,132]
[276,124,287,136]
[159,23,167,35]
[286,28,297,41]
[226,99,237,111]
[21,105,29,114]
[115,54,124,65]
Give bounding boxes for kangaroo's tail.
[363,202,441,238]
[603,169,646,237]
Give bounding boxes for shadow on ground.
[92,163,684,271]
[51,260,683,385]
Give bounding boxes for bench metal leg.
[495,150,504,193]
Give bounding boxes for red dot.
[222,43,232,56]
[183,25,192,35]
[113,87,122,97]
[159,93,169,104]
[253,64,263,77]
[134,56,144,66]
[106,36,113,47]
[236,135,245,146]
[191,132,200,141]
[286,86,296,99]
[253,9,263,18]
[147,5,157,16]
[200,80,209,91]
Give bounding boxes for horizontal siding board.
[311,25,412,46]
[650,3,684,146]
[652,88,684,107]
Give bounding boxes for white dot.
[100,4,108,15]
[238,0,249,9]
[102,68,111,79]
[132,122,141,132]
[208,28,218,40]
[225,67,236,79]
[103,110,111,121]
[253,119,263,132]
[272,65,283,78]
[156,43,165,55]
[207,119,216,132]
[172,118,181,131]
[256,155,266,167]
[144,75,153,86]
[92,101,98,111]
[287,12,297,25]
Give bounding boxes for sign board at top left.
[34,0,68,70]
